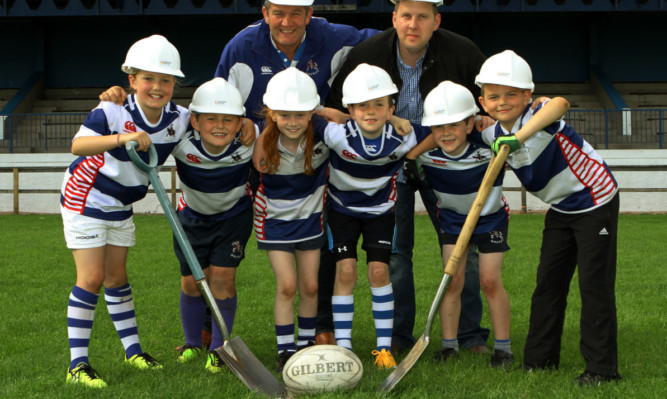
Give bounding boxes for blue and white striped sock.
[105,283,142,359]
[332,295,354,350]
[296,316,316,349]
[275,324,296,354]
[371,284,394,351]
[67,286,99,370]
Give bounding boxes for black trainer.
[432,348,459,363]
[574,370,621,386]
[490,349,514,369]
[276,350,295,373]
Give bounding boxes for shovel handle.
[125,141,158,173]
[126,141,232,343]
[443,144,509,276]
[422,145,510,335]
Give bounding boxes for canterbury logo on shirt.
[124,121,136,133]
[341,150,357,160]
[186,154,201,163]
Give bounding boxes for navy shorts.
[327,208,394,263]
[257,234,324,252]
[174,206,253,276]
[439,225,510,254]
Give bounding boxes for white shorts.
[61,207,136,249]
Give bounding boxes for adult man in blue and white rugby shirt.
[214,0,379,122]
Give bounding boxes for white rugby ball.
[282,345,363,394]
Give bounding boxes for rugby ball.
[282,345,363,394]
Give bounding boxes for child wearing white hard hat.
[171,77,257,374]
[62,34,190,388]
[251,67,329,372]
[476,50,621,386]
[405,80,514,368]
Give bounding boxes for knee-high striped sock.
[296,316,316,349]
[275,324,296,354]
[210,295,237,351]
[371,284,394,351]
[67,286,99,370]
[180,291,206,347]
[332,295,354,350]
[105,283,142,359]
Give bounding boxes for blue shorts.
[174,206,253,276]
[439,225,510,254]
[257,234,324,252]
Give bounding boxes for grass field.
[1,213,665,398]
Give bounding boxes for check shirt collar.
[395,40,427,124]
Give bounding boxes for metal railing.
[1,109,665,153]
[0,112,87,153]
[567,109,665,149]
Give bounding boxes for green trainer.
[205,351,225,374]
[177,344,202,363]
[66,362,107,388]
[125,353,163,370]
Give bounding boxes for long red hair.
[261,110,316,176]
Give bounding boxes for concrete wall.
[1,150,666,215]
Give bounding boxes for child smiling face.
[479,84,532,131]
[191,113,242,154]
[129,70,176,122]
[431,117,475,157]
[347,95,395,139]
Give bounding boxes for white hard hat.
[266,0,314,6]
[389,0,444,6]
[189,78,245,116]
[342,63,398,107]
[421,81,479,126]
[475,50,534,90]
[263,67,320,111]
[121,34,184,78]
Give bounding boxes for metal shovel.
[127,142,287,398]
[378,145,510,393]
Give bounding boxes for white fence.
[1,150,666,215]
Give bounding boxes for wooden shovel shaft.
[423,144,509,340]
[443,145,510,276]
[378,145,510,394]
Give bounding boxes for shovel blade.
[378,335,430,393]
[215,337,287,398]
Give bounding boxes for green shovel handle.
[125,141,158,172]
[125,141,205,282]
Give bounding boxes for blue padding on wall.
[590,65,628,110]
[0,71,44,115]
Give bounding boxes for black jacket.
[325,28,487,114]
